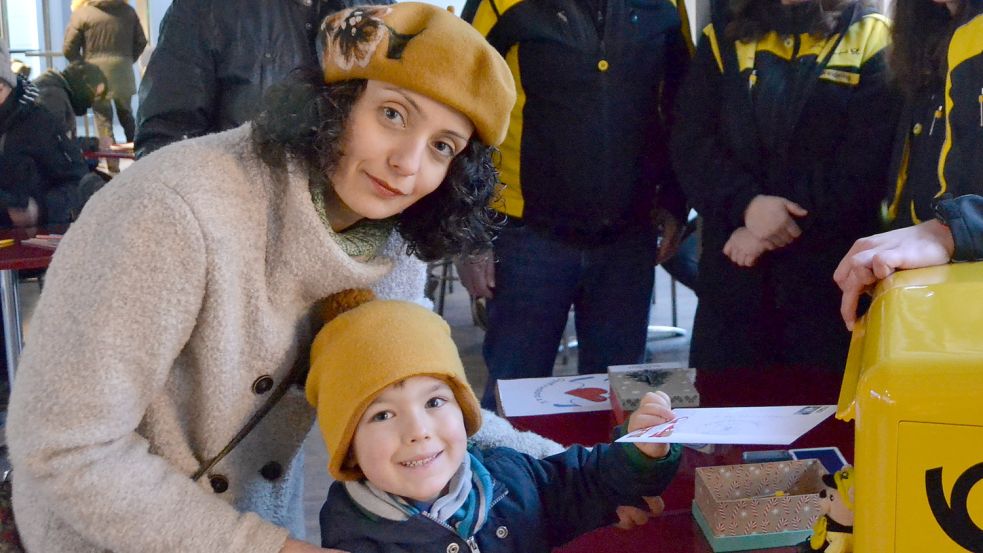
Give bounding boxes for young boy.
[306,292,682,552]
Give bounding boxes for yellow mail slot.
[837,262,983,552]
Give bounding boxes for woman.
[7,4,558,553]
[63,0,147,144]
[883,0,983,228]
[837,0,983,328]
[671,0,899,370]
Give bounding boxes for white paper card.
[496,374,612,417]
[615,405,835,445]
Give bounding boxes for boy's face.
[351,375,468,502]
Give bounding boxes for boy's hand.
[627,391,674,459]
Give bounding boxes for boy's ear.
[343,450,359,471]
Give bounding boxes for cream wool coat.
[5,125,521,552]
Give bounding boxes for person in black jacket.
[33,61,107,140]
[671,0,899,371]
[0,44,87,228]
[882,0,983,229]
[835,194,983,330]
[134,0,390,158]
[456,0,691,409]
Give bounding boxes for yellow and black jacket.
[937,14,983,207]
[468,0,690,244]
[884,87,946,229]
[886,13,983,229]
[671,0,898,367]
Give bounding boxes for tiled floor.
[8,256,697,544]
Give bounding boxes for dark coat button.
[252,375,274,394]
[209,475,229,493]
[260,461,284,481]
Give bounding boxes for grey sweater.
[6,126,560,553]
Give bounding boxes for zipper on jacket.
[422,514,480,553]
[978,87,982,127]
[929,105,943,136]
[748,69,758,93]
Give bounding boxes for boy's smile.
[352,376,468,503]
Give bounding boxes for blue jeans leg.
[573,234,654,374]
[481,225,580,409]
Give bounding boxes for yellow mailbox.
[837,262,983,552]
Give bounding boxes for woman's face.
[326,80,474,229]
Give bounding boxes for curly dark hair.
[250,67,501,262]
[724,0,857,42]
[890,0,982,99]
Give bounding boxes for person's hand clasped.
[453,251,496,299]
[723,226,770,267]
[744,195,807,248]
[833,219,955,331]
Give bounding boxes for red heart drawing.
[565,387,608,403]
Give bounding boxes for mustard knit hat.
[319,2,515,146]
[306,291,482,481]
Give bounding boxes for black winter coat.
[320,443,681,553]
[671,2,900,369]
[134,0,390,158]
[0,79,87,226]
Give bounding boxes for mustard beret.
[319,2,515,146]
[306,295,482,481]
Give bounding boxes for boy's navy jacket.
[320,442,682,553]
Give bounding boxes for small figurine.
[799,466,855,553]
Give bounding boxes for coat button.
[495,525,509,538]
[912,123,923,136]
[252,375,274,394]
[260,461,284,481]
[209,475,229,493]
[597,59,609,72]
[446,544,460,553]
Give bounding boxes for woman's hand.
[626,391,674,459]
[722,226,770,267]
[744,195,807,248]
[833,219,955,330]
[280,538,348,553]
[454,251,495,299]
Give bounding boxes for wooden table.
[507,365,853,553]
[0,226,66,384]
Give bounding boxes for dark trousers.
[92,95,135,143]
[481,224,655,409]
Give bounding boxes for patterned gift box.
[607,363,699,424]
[693,460,826,552]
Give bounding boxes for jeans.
[481,223,654,409]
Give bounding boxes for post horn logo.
[925,462,983,551]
